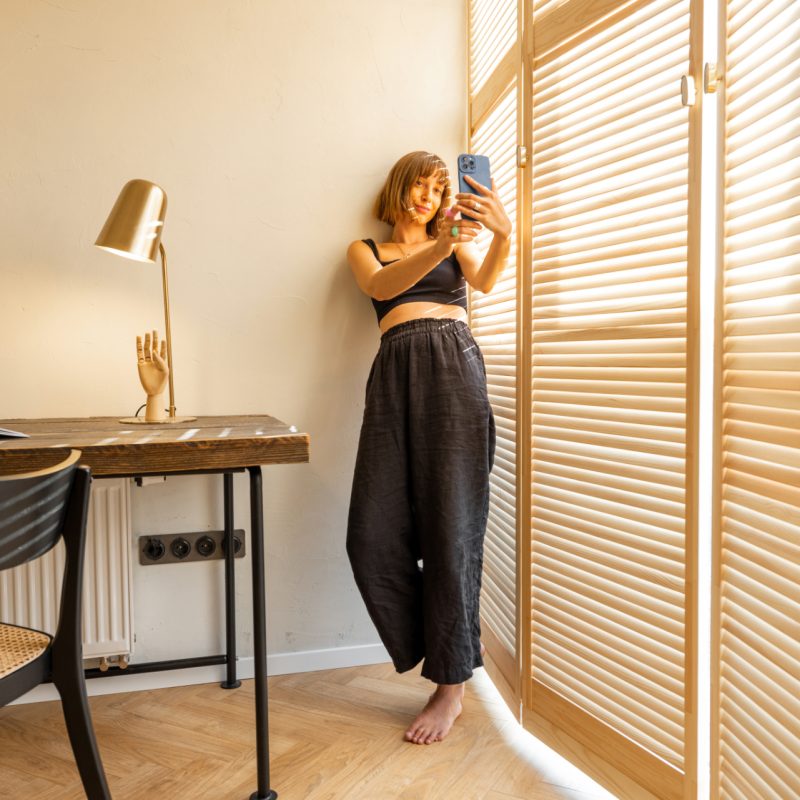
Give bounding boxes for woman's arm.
[452,176,512,294]
[347,217,482,301]
[347,240,449,301]
[455,234,511,294]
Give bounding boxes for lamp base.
[119,416,198,424]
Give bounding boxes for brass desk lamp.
[95,179,196,423]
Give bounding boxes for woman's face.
[406,172,447,224]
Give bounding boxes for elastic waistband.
[380,317,470,343]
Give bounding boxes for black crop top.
[362,238,467,323]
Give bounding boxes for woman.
[346,151,511,745]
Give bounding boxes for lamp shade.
[95,179,167,263]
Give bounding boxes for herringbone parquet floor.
[0,660,615,800]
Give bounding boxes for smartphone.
[457,153,492,222]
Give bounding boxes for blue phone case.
[457,153,491,222]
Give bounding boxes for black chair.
[0,449,111,799]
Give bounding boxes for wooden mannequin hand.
[136,330,169,421]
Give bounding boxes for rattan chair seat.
[0,623,51,678]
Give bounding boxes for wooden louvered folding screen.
[470,86,520,702]
[467,0,800,797]
[714,0,800,797]
[468,0,521,712]
[524,1,699,798]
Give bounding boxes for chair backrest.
[0,450,82,571]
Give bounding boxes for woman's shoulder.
[348,237,378,249]
[347,238,381,266]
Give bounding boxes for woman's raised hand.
[454,176,512,240]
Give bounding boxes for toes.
[405,724,420,741]
[423,726,438,744]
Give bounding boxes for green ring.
[450,225,459,237]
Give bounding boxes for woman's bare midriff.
[378,302,468,334]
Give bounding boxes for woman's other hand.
[454,176,512,240]
[433,205,483,258]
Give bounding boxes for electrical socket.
[138,529,246,565]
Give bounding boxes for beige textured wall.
[0,1,465,670]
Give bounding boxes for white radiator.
[0,478,133,660]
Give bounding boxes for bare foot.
[480,641,486,657]
[404,683,464,745]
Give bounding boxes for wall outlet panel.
[138,529,246,565]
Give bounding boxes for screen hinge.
[516,145,528,168]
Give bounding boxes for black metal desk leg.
[248,465,277,800]
[222,472,242,689]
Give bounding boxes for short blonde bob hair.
[373,151,451,238]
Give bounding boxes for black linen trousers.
[346,317,496,685]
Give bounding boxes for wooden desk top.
[0,415,310,477]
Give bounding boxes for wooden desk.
[0,415,310,800]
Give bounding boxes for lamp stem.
[159,242,177,418]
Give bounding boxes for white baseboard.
[10,642,392,705]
